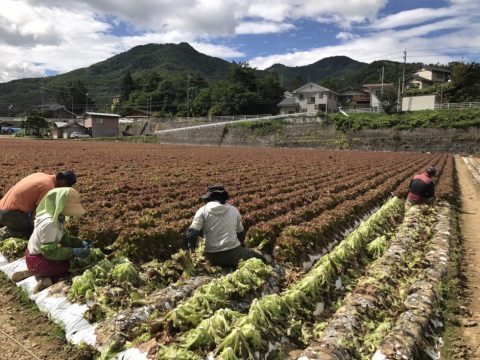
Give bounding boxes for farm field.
[0,139,460,360]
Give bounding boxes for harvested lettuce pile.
[141,243,220,292]
[68,257,143,322]
[0,237,27,261]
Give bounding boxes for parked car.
[70,132,91,139]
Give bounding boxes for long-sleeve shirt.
[190,201,244,253]
[0,173,57,213]
[28,213,83,261]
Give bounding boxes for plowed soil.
[455,156,480,359]
[0,275,93,360]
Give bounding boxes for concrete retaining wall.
[156,119,480,153]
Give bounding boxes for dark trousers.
[205,245,267,269]
[0,210,34,239]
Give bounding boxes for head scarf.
[36,187,71,225]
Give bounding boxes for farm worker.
[0,170,77,239]
[406,166,436,205]
[186,185,267,268]
[11,188,91,293]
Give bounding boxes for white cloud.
[236,21,294,35]
[336,32,357,41]
[367,7,458,30]
[250,21,480,69]
[2,0,478,83]
[191,42,245,58]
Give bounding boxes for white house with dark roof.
[409,66,451,89]
[278,83,338,114]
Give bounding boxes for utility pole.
[397,77,402,112]
[380,66,384,96]
[85,92,88,113]
[402,49,407,95]
[41,89,45,113]
[186,72,191,120]
[149,96,152,118]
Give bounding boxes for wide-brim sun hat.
[62,188,86,217]
[200,184,228,199]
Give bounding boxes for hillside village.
[0,44,478,139]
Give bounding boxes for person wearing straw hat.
[0,170,77,240]
[186,185,267,269]
[11,187,91,293]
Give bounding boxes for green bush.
[327,108,480,131]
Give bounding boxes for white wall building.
[278,83,338,114]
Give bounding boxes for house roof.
[421,66,451,74]
[293,82,337,95]
[362,83,395,89]
[278,97,298,107]
[84,112,120,118]
[54,121,68,128]
[340,90,366,96]
[54,120,86,129]
[0,121,14,127]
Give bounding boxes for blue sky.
[1,0,479,82]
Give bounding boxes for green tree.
[256,72,284,114]
[191,88,212,116]
[22,112,49,136]
[120,70,136,101]
[56,80,95,114]
[229,62,257,91]
[450,62,468,86]
[379,90,398,114]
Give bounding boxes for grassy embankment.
[326,108,480,131]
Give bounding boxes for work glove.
[187,237,198,251]
[81,240,91,249]
[72,248,90,258]
[185,227,200,251]
[237,231,246,247]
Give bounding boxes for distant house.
[32,103,77,119]
[362,83,397,110]
[339,90,371,109]
[278,83,338,114]
[409,66,451,89]
[82,112,120,137]
[124,108,149,121]
[53,120,88,139]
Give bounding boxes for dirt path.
[0,275,93,360]
[455,156,480,358]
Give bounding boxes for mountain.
[0,42,423,116]
[266,56,366,88]
[0,43,233,115]
[266,57,422,92]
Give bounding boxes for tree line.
[115,62,284,117]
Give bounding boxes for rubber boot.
[11,270,33,282]
[33,276,52,294]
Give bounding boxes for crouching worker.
[186,185,267,269]
[407,166,436,205]
[11,188,90,293]
[0,170,77,240]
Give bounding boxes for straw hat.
[62,188,86,217]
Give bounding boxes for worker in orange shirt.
[0,171,77,239]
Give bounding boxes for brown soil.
[455,156,480,359]
[0,275,93,360]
